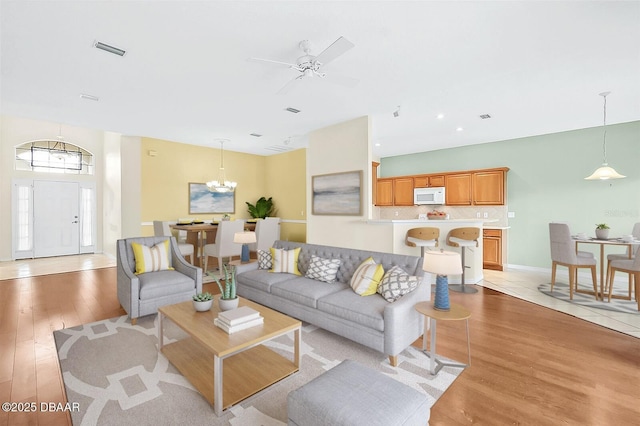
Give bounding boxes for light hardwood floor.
[0,255,638,425]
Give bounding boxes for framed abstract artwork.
[188,182,235,214]
[312,170,362,215]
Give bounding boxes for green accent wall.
[380,121,640,269]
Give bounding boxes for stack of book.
[214,306,263,334]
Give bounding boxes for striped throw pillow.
[131,240,173,274]
[350,257,384,296]
[270,247,301,275]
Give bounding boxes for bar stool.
[446,227,481,293]
[405,227,439,257]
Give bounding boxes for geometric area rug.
[538,282,639,315]
[54,315,463,426]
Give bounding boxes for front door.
[33,181,80,257]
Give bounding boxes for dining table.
[574,237,640,300]
[170,221,257,268]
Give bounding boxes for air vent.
[94,41,126,56]
[479,114,492,120]
[285,107,301,114]
[265,145,293,152]
[79,93,99,101]
[249,133,263,137]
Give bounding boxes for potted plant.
[192,292,213,312]
[595,223,610,240]
[213,264,239,311]
[246,197,275,219]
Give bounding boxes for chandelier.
[206,139,237,193]
[585,92,625,180]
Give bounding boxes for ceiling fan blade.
[248,57,300,70]
[276,75,303,95]
[314,36,355,67]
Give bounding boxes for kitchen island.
[367,219,494,284]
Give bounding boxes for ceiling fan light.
[585,164,626,180]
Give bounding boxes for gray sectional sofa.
[235,240,430,366]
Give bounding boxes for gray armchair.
[117,236,202,324]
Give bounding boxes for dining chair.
[203,220,245,275]
[405,227,439,257]
[607,254,640,308]
[549,223,598,300]
[250,217,281,253]
[605,222,640,299]
[153,220,194,264]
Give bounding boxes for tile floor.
[1,254,638,338]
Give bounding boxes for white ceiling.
[1,1,639,158]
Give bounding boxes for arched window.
[15,139,94,174]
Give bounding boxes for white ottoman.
[287,359,429,426]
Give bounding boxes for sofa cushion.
[257,249,272,269]
[377,265,420,303]
[270,247,301,275]
[236,269,298,293]
[317,288,386,331]
[271,277,347,308]
[132,240,173,274]
[138,270,194,300]
[305,255,342,283]
[350,257,384,296]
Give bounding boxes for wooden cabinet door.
[413,176,429,188]
[429,175,445,187]
[445,174,472,205]
[376,179,393,206]
[393,177,414,206]
[483,229,503,270]
[473,170,505,205]
[372,162,380,205]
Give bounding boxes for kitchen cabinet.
[393,177,414,206]
[483,229,503,270]
[414,174,444,188]
[445,174,472,205]
[372,162,380,205]
[473,170,505,205]
[376,179,393,206]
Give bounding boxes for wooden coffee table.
[158,297,301,416]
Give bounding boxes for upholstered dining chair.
[153,220,194,264]
[203,220,245,276]
[250,217,281,253]
[605,222,640,299]
[117,236,202,324]
[549,223,598,300]
[607,254,640,308]
[405,227,439,257]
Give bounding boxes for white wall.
[120,136,142,240]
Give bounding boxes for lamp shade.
[423,250,462,275]
[584,164,626,180]
[233,231,256,244]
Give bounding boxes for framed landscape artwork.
[312,170,362,215]
[188,182,235,214]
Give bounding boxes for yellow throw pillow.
[270,247,301,275]
[131,240,173,274]
[350,257,384,296]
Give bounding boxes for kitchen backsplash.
[373,205,509,227]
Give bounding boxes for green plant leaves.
[246,196,274,219]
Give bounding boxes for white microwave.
[414,187,445,205]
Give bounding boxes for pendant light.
[206,139,237,192]
[585,92,625,180]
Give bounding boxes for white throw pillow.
[305,255,342,283]
[350,257,384,296]
[377,265,419,302]
[270,247,301,275]
[131,240,173,274]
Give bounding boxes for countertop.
[367,219,499,224]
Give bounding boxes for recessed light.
[250,133,262,137]
[285,107,301,114]
[79,93,99,101]
[436,114,445,119]
[375,143,381,147]
[456,127,464,132]
[93,41,126,56]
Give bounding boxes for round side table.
[414,301,471,375]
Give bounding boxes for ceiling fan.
[249,36,358,94]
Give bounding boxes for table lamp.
[234,231,256,263]
[423,250,462,311]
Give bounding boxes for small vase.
[193,299,213,312]
[595,228,609,240]
[218,297,239,311]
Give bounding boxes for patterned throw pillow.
[257,249,272,270]
[350,257,384,296]
[377,265,420,302]
[305,255,342,283]
[270,247,302,275]
[131,240,173,274]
